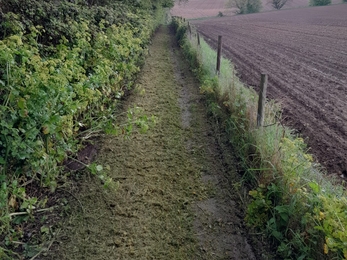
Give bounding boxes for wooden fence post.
[216,35,222,75]
[188,22,191,39]
[197,32,200,46]
[257,73,268,127]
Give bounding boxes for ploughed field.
[170,0,342,19]
[191,5,347,176]
[171,0,233,19]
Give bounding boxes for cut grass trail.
[42,25,269,259]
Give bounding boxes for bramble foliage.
[0,0,171,256]
[309,0,331,5]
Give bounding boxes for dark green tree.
[309,0,331,6]
[227,0,262,14]
[270,0,289,9]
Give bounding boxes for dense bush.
[270,0,289,9]
[0,0,171,256]
[0,0,156,49]
[246,0,262,13]
[309,0,331,5]
[227,0,262,14]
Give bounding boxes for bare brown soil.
[171,0,235,19]
[192,5,347,176]
[171,0,342,19]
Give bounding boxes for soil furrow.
[192,5,347,175]
[201,29,347,174]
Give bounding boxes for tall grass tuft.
[171,17,347,260]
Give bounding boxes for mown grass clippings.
[45,26,209,260]
[43,22,273,260]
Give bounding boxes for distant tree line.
[226,0,341,13]
[227,0,262,14]
[309,0,331,5]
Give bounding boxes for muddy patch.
[64,143,97,171]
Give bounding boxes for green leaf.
[96,165,103,172]
[140,124,149,134]
[40,225,50,234]
[280,213,289,223]
[24,245,41,258]
[297,255,306,260]
[0,156,5,164]
[274,205,289,213]
[272,230,283,240]
[13,214,30,224]
[17,98,26,109]
[0,174,6,182]
[308,182,320,193]
[21,201,29,209]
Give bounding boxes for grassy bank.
[171,17,347,260]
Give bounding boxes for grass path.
[45,25,269,260]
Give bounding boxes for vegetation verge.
[171,17,347,260]
[0,0,171,258]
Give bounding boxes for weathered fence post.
[197,32,200,46]
[216,35,222,75]
[257,73,268,127]
[188,22,192,39]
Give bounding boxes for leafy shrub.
[171,18,188,45]
[270,0,289,9]
[227,0,262,14]
[0,0,170,256]
[246,0,262,13]
[0,17,151,181]
[310,0,331,5]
